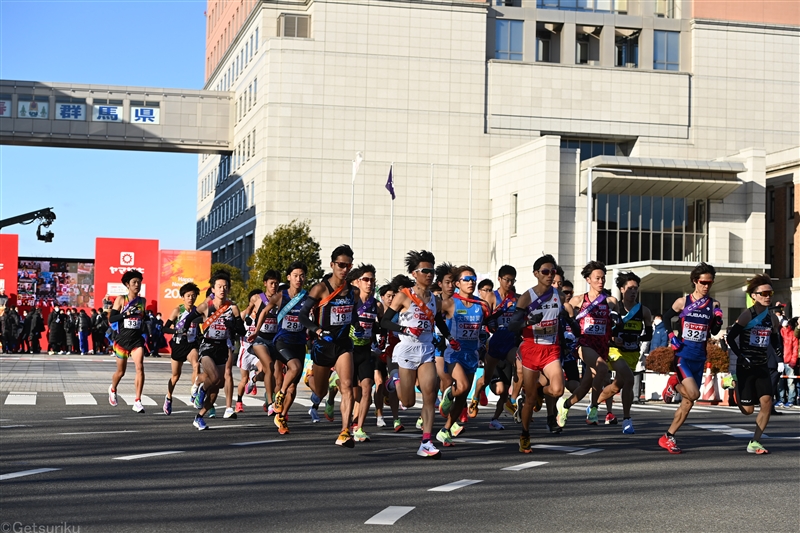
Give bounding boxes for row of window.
[213,27,259,92]
[199,182,255,238]
[767,185,795,222]
[531,0,674,17]
[200,154,231,200]
[210,234,256,279]
[236,78,257,122]
[234,129,257,170]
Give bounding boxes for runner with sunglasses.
[433,262,456,426]
[437,266,490,446]
[297,245,362,447]
[381,250,458,459]
[725,274,781,454]
[657,262,723,453]
[509,255,573,453]
[557,261,619,428]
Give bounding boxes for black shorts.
[562,359,580,383]
[199,340,230,366]
[311,338,353,368]
[275,340,306,364]
[250,339,279,361]
[374,356,388,380]
[353,344,375,383]
[116,331,145,352]
[170,339,198,362]
[490,359,513,391]
[736,364,772,406]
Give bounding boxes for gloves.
[403,327,423,338]
[778,362,785,373]
[447,336,461,351]
[527,313,543,326]
[668,332,682,351]
[245,316,253,326]
[610,311,623,334]
[713,308,723,327]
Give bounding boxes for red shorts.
[517,341,560,372]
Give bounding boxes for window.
[495,20,523,61]
[512,193,519,235]
[789,185,795,219]
[255,27,259,51]
[615,30,639,67]
[536,0,627,13]
[768,189,775,222]
[253,77,257,103]
[655,0,675,18]
[252,128,256,154]
[768,246,775,276]
[279,14,310,38]
[536,31,551,62]
[654,30,679,71]
[561,138,621,161]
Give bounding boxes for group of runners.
[106,247,782,458]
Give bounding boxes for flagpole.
[389,163,394,278]
[429,164,433,250]
[350,160,355,246]
[468,165,472,264]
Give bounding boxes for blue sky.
[0,0,207,258]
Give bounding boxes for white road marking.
[532,444,583,452]
[63,392,97,405]
[64,415,120,420]
[5,392,37,405]
[365,506,416,525]
[59,430,139,435]
[230,440,281,446]
[114,451,185,461]
[502,461,548,471]
[292,398,313,407]
[569,448,604,455]
[428,479,483,492]
[173,395,194,406]
[1,425,31,429]
[0,468,61,481]
[208,424,259,430]
[239,397,264,407]
[118,394,157,406]
[454,438,504,445]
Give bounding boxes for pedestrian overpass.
[0,80,232,154]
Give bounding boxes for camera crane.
[0,207,56,242]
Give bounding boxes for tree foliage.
[247,219,324,293]
[209,262,249,309]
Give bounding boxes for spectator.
[64,309,75,354]
[28,307,43,354]
[90,309,101,354]
[20,310,31,353]
[78,309,92,355]
[71,308,80,353]
[778,316,798,408]
[48,306,65,354]
[650,314,668,349]
[2,307,20,353]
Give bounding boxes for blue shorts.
[444,348,480,375]
[674,356,705,386]
[487,329,517,360]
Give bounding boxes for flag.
[352,151,364,182]
[385,165,395,200]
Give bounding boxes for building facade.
[196,0,799,320]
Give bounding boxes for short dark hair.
[498,265,516,279]
[615,271,641,289]
[562,280,574,290]
[390,274,414,291]
[209,271,231,289]
[581,261,607,279]
[262,270,280,283]
[746,273,772,295]
[357,263,376,277]
[555,266,565,278]
[478,279,494,291]
[690,262,716,284]
[331,245,354,262]
[179,282,200,297]
[534,254,557,272]
[121,270,143,285]
[378,283,394,297]
[405,250,435,274]
[248,288,264,299]
[286,261,308,276]
[435,262,455,283]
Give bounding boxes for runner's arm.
[298,296,322,335]
[640,307,653,342]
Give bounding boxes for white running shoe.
[223,407,237,419]
[376,415,386,428]
[489,419,505,430]
[108,385,118,407]
[417,441,441,459]
[132,400,145,413]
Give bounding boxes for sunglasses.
[537,269,556,276]
[697,280,714,286]
[357,277,375,283]
[460,276,477,283]
[414,268,435,275]
[500,277,516,284]
[334,262,352,270]
[754,290,774,297]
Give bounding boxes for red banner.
[94,237,159,312]
[158,249,211,315]
[0,234,19,308]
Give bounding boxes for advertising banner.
[157,250,211,315]
[18,258,94,308]
[94,237,159,311]
[0,233,19,307]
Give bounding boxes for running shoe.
[605,413,618,425]
[263,402,269,413]
[747,440,769,454]
[513,396,524,424]
[324,402,335,422]
[519,434,532,453]
[193,385,206,410]
[556,397,569,428]
[190,383,198,404]
[208,406,216,418]
[721,375,735,390]
[386,370,399,392]
[223,407,237,419]
[436,428,454,447]
[163,396,172,415]
[108,385,118,407]
[586,405,599,425]
[235,401,244,413]
[394,418,405,432]
[354,428,370,442]
[440,386,453,416]
[335,429,355,448]
[479,389,489,406]
[193,415,207,430]
[309,407,320,423]
[504,399,516,416]
[658,434,681,454]
[274,391,285,414]
[417,441,441,459]
[622,418,635,434]
[266,404,276,416]
[245,380,256,396]
[416,417,423,431]
[328,371,339,389]
[376,415,386,428]
[489,419,504,430]
[546,415,562,434]
[468,398,479,419]
[132,400,145,414]
[450,421,464,437]
[533,386,544,412]
[459,407,469,424]
[274,414,290,435]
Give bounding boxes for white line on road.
[64,415,120,420]
[60,430,139,435]
[1,425,31,429]
[173,395,194,406]
[502,461,548,471]
[454,438,505,445]
[63,392,97,405]
[428,479,483,492]
[292,398,312,407]
[532,444,583,452]
[569,448,604,455]
[365,506,416,525]
[230,440,281,446]
[118,394,157,406]
[208,424,259,430]
[4,392,37,405]
[114,451,184,461]
[0,468,61,481]
[239,397,264,407]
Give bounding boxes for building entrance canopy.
[607,260,768,294]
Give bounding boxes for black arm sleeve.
[162,319,175,334]
[380,308,404,333]
[435,313,451,338]
[771,332,784,361]
[640,325,653,342]
[233,316,246,336]
[710,314,723,336]
[727,322,744,359]
[663,307,680,334]
[298,297,320,334]
[508,308,529,333]
[108,309,124,324]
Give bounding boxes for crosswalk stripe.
[429,479,483,492]
[63,393,97,405]
[502,461,548,471]
[173,395,194,406]
[569,448,604,455]
[118,394,157,406]
[365,506,415,525]
[0,468,60,481]
[5,393,36,405]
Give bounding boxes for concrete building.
[196,0,800,319]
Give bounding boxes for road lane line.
[230,440,281,446]
[532,444,583,452]
[365,506,415,525]
[118,394,157,406]
[64,392,97,405]
[114,451,184,461]
[64,415,120,420]
[428,479,483,492]
[502,461,548,471]
[1,425,31,429]
[5,392,37,405]
[0,468,61,481]
[454,438,504,445]
[569,448,604,455]
[60,430,139,435]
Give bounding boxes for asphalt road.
[1,356,799,533]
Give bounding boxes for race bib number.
[533,319,558,344]
[206,322,228,340]
[456,321,480,341]
[357,312,377,339]
[749,327,770,348]
[261,317,278,334]
[583,316,606,336]
[124,317,142,330]
[497,312,513,329]
[186,325,198,343]
[282,314,303,332]
[330,305,353,326]
[682,322,708,343]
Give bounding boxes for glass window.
[654,30,679,71]
[536,32,551,62]
[789,185,795,219]
[615,30,639,68]
[496,20,524,61]
[655,0,675,18]
[537,0,626,12]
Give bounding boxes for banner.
[0,234,19,308]
[158,249,211,315]
[18,258,94,308]
[94,237,159,312]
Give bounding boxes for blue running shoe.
[193,385,206,409]
[208,406,216,418]
[193,415,207,430]
[622,418,635,434]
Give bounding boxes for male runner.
[108,270,148,413]
[244,270,281,413]
[349,264,381,442]
[373,283,400,429]
[162,282,201,415]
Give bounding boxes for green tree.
[247,219,323,292]
[209,262,249,309]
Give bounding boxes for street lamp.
[586,166,632,263]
